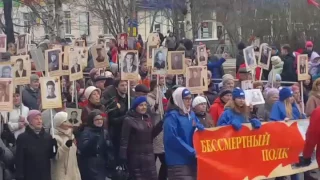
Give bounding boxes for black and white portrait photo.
[40,77,62,109]
[18,34,26,50]
[47,50,60,72]
[153,48,168,74]
[122,51,138,73]
[258,44,272,69]
[91,45,110,69]
[243,46,256,69]
[95,47,105,63]
[171,53,183,70]
[15,58,27,77]
[0,34,7,52]
[66,108,82,126]
[11,55,31,85]
[71,56,81,74]
[0,65,12,78]
[197,45,207,66]
[0,82,9,102]
[188,67,202,87]
[69,51,83,81]
[297,54,309,81]
[244,89,265,106]
[147,45,158,66]
[0,79,13,111]
[176,74,185,86]
[186,66,208,94]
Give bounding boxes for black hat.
[237,42,246,51]
[135,84,150,94]
[94,76,107,83]
[219,89,232,98]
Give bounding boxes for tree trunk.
[184,0,193,40]
[47,0,56,42]
[149,11,158,33]
[3,0,14,44]
[55,0,65,39]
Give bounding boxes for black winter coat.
[22,86,40,110]
[77,127,114,180]
[280,53,298,83]
[236,51,245,73]
[119,110,163,180]
[15,126,56,180]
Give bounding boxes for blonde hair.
[284,98,293,119]
[225,100,250,119]
[310,78,320,96]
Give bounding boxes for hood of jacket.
[274,61,284,69]
[213,97,225,107]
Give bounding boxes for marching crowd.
[0,33,320,180]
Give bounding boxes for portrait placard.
[186,66,208,94]
[147,33,160,46]
[120,50,140,81]
[244,89,265,106]
[167,51,185,74]
[45,49,62,77]
[27,44,37,52]
[40,77,62,109]
[0,34,7,53]
[75,40,85,47]
[63,46,73,66]
[75,47,88,68]
[0,78,13,111]
[69,51,83,81]
[97,38,105,45]
[197,45,208,66]
[152,48,168,74]
[243,46,257,70]
[17,34,28,55]
[91,44,110,68]
[11,55,31,85]
[176,74,185,86]
[66,108,82,127]
[297,54,309,81]
[258,44,272,70]
[241,80,253,90]
[117,33,128,51]
[0,64,13,78]
[147,44,159,66]
[30,48,45,71]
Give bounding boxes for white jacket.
[51,130,81,180]
[8,104,29,138]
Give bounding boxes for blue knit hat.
[131,96,147,110]
[182,89,191,98]
[232,87,245,99]
[279,87,293,101]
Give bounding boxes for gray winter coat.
[0,139,14,180]
[22,86,40,110]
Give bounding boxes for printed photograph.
[120,50,140,81]
[17,34,27,54]
[0,65,12,78]
[45,49,62,76]
[91,44,110,68]
[168,51,185,74]
[152,48,168,74]
[97,38,105,45]
[0,78,13,111]
[258,44,272,69]
[298,54,309,81]
[241,80,253,90]
[186,66,208,94]
[176,74,185,86]
[30,48,45,71]
[197,45,208,66]
[0,34,7,52]
[11,55,31,85]
[147,45,158,66]
[69,51,83,81]
[75,40,85,47]
[40,77,62,109]
[244,89,265,106]
[243,46,257,70]
[117,33,128,51]
[66,108,82,126]
[76,47,88,68]
[148,32,160,46]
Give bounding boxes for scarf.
[172,87,190,114]
[29,124,41,134]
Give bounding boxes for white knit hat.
[192,96,207,108]
[222,74,234,85]
[84,86,101,100]
[271,56,282,65]
[53,112,68,128]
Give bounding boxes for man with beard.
[101,79,129,163]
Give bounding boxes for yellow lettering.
[200,140,207,153]
[261,148,290,161]
[261,132,270,146]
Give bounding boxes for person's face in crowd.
[93,115,104,127]
[130,80,138,89]
[194,102,207,113]
[239,73,252,81]
[169,32,173,37]
[31,79,40,89]
[288,96,294,104]
[293,89,300,102]
[192,70,198,78]
[306,46,313,51]
[95,80,105,90]
[268,94,279,105]
[120,36,125,45]
[60,121,71,130]
[304,75,311,86]
[140,62,148,72]
[224,80,234,90]
[17,61,23,70]
[2,68,11,77]
[0,85,5,97]
[281,48,288,55]
[275,79,281,87]
[159,76,165,86]
[166,74,174,85]
[71,112,77,119]
[136,101,148,114]
[30,115,43,129]
[185,58,192,67]
[47,85,55,96]
[271,49,277,55]
[89,90,101,104]
[125,54,133,65]
[234,97,245,107]
[182,94,192,109]
[68,85,74,97]
[221,93,232,103]
[13,93,21,106]
[117,81,128,94]
[256,86,263,92]
[206,49,211,56]
[178,76,184,85]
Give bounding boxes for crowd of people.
[0,31,319,180]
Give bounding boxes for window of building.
[196,20,218,41]
[79,12,89,36]
[154,24,161,32]
[23,13,30,33]
[64,11,71,34]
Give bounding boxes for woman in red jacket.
[209,89,232,125]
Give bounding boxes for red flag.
[308,0,320,8]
